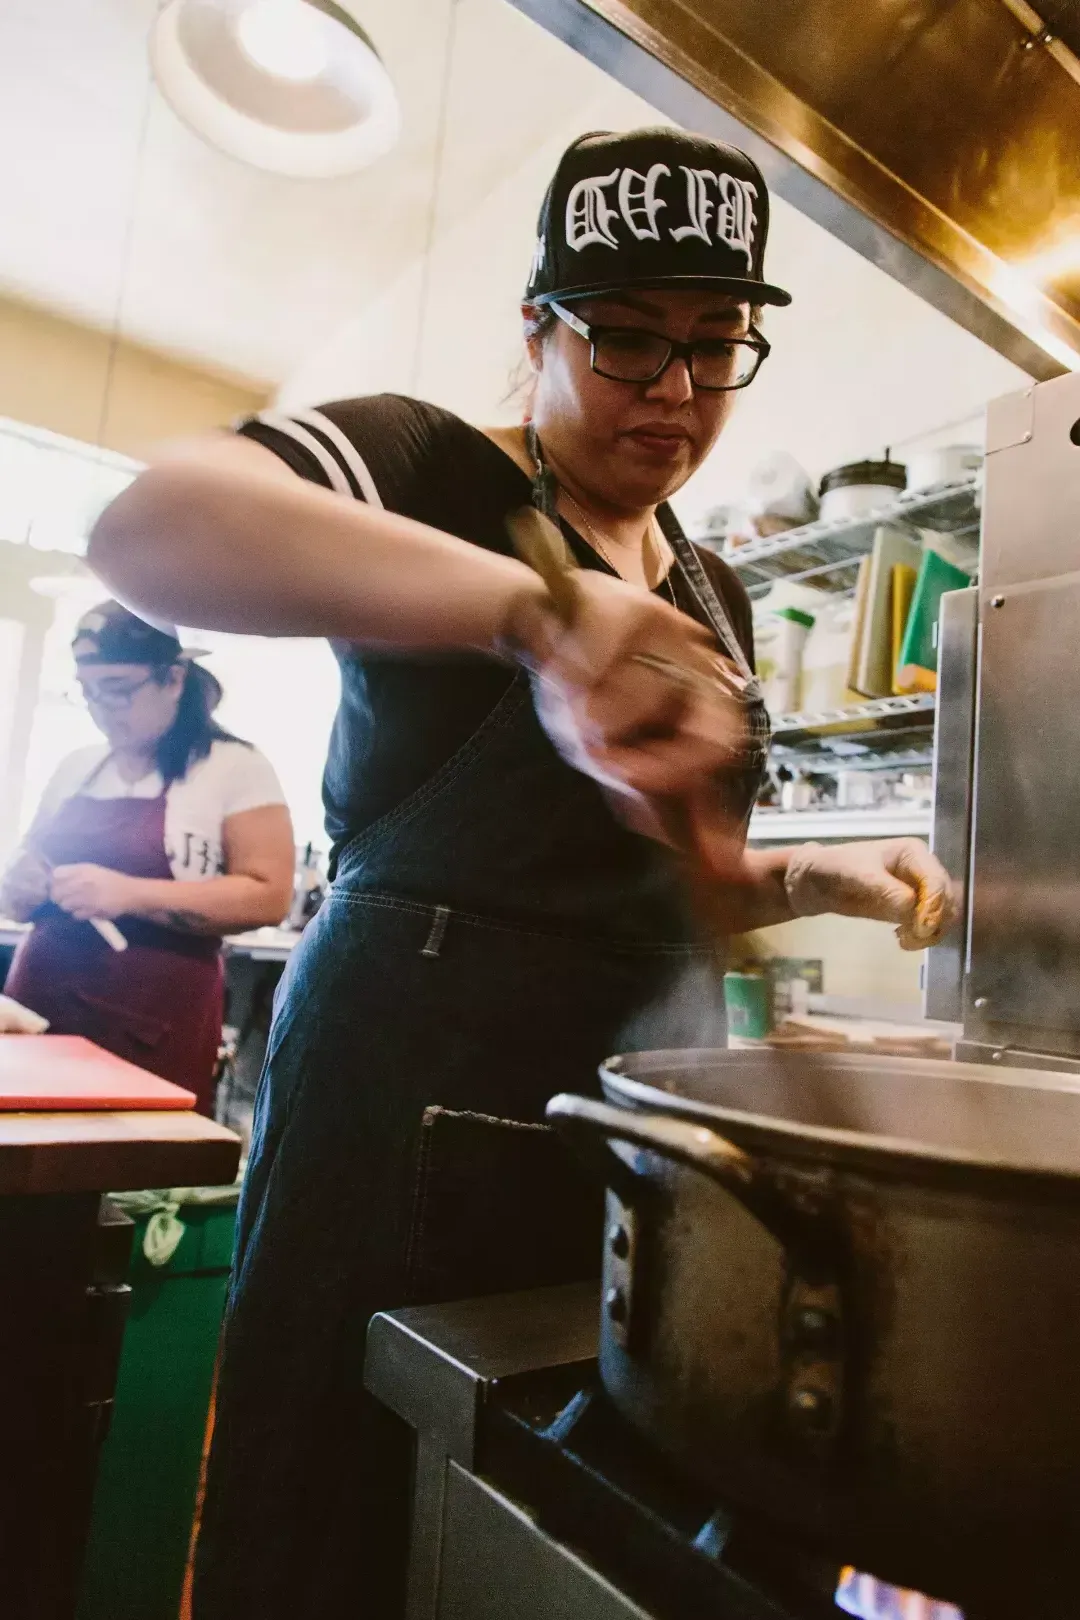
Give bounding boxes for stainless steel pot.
[547,1049,1080,1619]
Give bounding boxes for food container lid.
[773,606,815,628]
[819,459,907,496]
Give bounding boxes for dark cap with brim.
[72,600,203,667]
[525,128,792,310]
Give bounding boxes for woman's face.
[77,661,185,752]
[528,288,755,511]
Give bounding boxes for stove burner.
[365,1285,972,1620]
[483,1372,844,1619]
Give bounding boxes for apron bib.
[194,443,770,1620]
[6,781,223,1113]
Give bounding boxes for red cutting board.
[0,1036,197,1110]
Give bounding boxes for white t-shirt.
[34,739,287,882]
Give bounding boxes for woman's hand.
[783,838,959,950]
[515,571,750,848]
[0,849,53,923]
[49,864,140,922]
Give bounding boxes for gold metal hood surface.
[510,0,1080,378]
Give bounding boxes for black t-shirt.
[238,394,754,871]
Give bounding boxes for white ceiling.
[0,0,614,385]
[1,0,1028,487]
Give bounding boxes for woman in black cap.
[1,600,295,1112]
[90,130,954,1618]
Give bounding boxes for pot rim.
[600,1049,1080,1190]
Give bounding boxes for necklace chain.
[560,491,676,605]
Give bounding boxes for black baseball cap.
[72,600,202,666]
[525,127,791,309]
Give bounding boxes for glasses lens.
[593,329,672,382]
[691,339,762,389]
[81,681,140,709]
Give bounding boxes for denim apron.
[194,463,770,1620]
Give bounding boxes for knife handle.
[91,918,128,952]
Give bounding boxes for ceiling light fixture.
[151,0,400,178]
[236,0,330,82]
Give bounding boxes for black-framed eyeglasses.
[77,672,159,711]
[549,299,770,391]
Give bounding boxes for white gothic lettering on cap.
[564,164,758,261]
[617,163,669,241]
[716,173,757,266]
[670,168,716,246]
[530,233,546,281]
[669,167,756,264]
[565,168,621,252]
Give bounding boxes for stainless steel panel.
[508,0,1078,377]
[406,1436,450,1620]
[437,1465,658,1620]
[981,370,1080,590]
[967,575,1080,1049]
[985,384,1035,455]
[955,1039,1080,1074]
[365,1284,598,1467]
[925,587,978,1022]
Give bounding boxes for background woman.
[1,601,294,1112]
[89,130,954,1617]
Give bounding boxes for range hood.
[509,0,1080,379]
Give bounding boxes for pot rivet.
[973,997,987,1009]
[605,1287,628,1325]
[609,1224,631,1260]
[791,1386,832,1425]
[795,1307,829,1338]
[991,595,1005,608]
[992,1050,1003,1062]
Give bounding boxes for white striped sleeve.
[249,411,356,496]
[291,409,384,508]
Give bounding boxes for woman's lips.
[624,427,691,458]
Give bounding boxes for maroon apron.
[5,784,224,1114]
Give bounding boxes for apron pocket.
[72,989,172,1056]
[404,1105,602,1306]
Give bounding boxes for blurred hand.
[521,571,750,857]
[0,848,52,923]
[0,994,49,1034]
[50,864,139,922]
[784,838,959,950]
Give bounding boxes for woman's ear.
[520,302,544,373]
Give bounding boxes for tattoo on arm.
[159,907,214,934]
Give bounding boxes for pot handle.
[546,1093,830,1258]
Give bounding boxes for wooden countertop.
[0,1109,240,1196]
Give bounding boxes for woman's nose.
[645,355,694,405]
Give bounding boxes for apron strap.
[525,423,760,690]
[654,504,758,687]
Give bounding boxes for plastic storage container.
[818,458,907,523]
[723,972,772,1039]
[755,605,815,717]
[799,595,860,713]
[77,1185,238,1620]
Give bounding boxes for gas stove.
[365,1284,961,1620]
